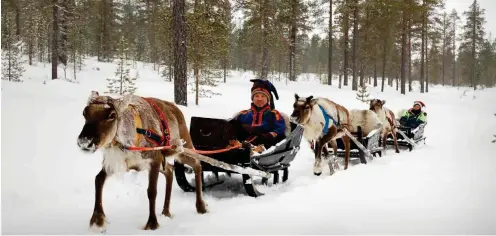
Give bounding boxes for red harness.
[135,97,171,147]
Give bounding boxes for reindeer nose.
[77,136,97,152]
[77,136,91,148]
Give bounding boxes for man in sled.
[229,79,287,151]
[399,101,427,129]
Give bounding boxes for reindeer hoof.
[161,210,173,218]
[143,218,159,230]
[395,150,400,153]
[89,212,107,228]
[313,172,322,176]
[196,201,208,214]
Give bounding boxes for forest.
[2,0,495,105]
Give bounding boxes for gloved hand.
[242,124,263,134]
[245,132,275,144]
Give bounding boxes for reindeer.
[290,94,352,175]
[77,91,207,231]
[368,99,400,153]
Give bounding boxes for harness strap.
[137,97,171,146]
[318,104,339,136]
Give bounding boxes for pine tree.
[1,15,25,82]
[105,37,137,95]
[355,83,369,102]
[458,0,485,89]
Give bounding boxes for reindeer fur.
[77,92,207,231]
[348,109,383,136]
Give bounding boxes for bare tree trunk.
[351,0,358,91]
[381,31,387,92]
[425,29,429,93]
[195,68,199,105]
[15,3,21,35]
[442,13,447,86]
[408,14,412,91]
[52,0,59,80]
[59,0,68,66]
[373,62,377,87]
[343,0,349,86]
[400,1,407,95]
[288,0,297,82]
[173,0,188,106]
[328,0,333,85]
[471,2,476,90]
[260,0,269,80]
[420,0,425,93]
[452,16,456,87]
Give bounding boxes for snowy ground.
[2,58,496,234]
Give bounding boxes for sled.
[334,126,383,164]
[386,123,427,151]
[174,116,304,197]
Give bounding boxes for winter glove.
[242,124,264,134]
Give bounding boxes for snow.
[2,57,496,234]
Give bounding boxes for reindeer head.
[369,99,386,112]
[290,93,317,125]
[77,91,132,153]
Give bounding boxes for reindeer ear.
[294,93,300,100]
[309,98,318,106]
[381,100,386,105]
[306,95,314,102]
[87,91,100,104]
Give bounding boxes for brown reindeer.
[290,94,352,175]
[369,99,400,153]
[77,91,207,231]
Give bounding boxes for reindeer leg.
[161,162,174,218]
[392,131,400,153]
[90,168,107,230]
[343,135,351,170]
[382,130,388,155]
[329,140,339,172]
[180,154,208,214]
[144,162,160,230]
[192,161,207,214]
[313,140,324,176]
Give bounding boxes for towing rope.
[123,143,243,154]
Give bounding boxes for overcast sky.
[446,0,495,39]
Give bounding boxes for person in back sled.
[229,79,287,150]
[399,101,427,129]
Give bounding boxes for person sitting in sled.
[399,101,427,129]
[230,79,287,150]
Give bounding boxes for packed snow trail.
[2,59,496,234]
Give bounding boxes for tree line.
[1,0,495,105]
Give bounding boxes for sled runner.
[174,116,304,197]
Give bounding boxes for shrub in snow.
[356,83,370,103]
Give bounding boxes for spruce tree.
[1,16,25,82]
[356,83,370,102]
[106,36,137,95]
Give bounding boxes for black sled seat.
[335,126,383,164]
[174,116,304,197]
[386,123,427,151]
